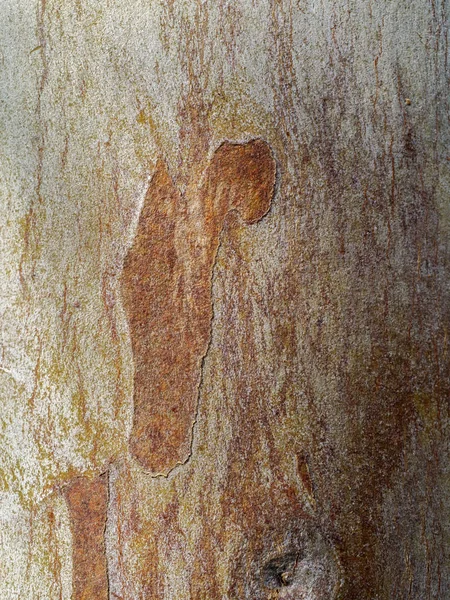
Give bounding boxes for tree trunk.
[1,1,449,599]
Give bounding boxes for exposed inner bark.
[63,474,109,600]
[122,139,277,475]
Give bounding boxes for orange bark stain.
[121,139,277,474]
[63,474,109,600]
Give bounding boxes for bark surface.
[0,1,449,599]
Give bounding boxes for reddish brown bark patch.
[122,139,276,474]
[64,474,109,600]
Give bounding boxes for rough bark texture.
[0,1,449,599]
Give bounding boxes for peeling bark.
[63,474,109,600]
[122,140,276,474]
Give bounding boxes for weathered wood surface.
[1,1,449,599]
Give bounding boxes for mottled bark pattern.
[63,474,109,600]
[1,1,449,599]
[122,140,276,474]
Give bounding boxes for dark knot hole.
[262,552,301,589]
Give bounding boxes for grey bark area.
[0,1,449,599]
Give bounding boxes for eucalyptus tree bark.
[1,1,449,599]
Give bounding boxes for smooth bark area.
[0,1,449,599]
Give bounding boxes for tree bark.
[1,1,449,599]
